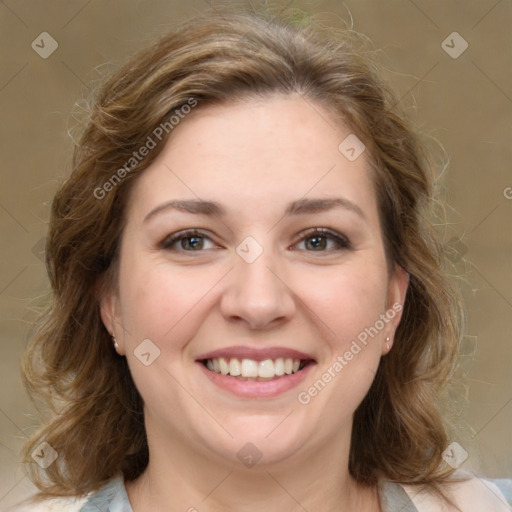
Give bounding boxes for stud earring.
[385,336,391,351]
[112,334,119,349]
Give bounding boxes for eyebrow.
[143,197,366,223]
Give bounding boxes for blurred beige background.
[1,0,511,508]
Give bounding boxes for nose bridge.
[237,250,279,294]
[219,237,295,329]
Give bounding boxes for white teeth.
[204,356,305,378]
[241,358,258,377]
[258,359,275,378]
[274,357,284,376]
[229,358,241,376]
[219,357,229,375]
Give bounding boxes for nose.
[219,247,296,330]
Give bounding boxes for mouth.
[195,347,316,398]
[199,356,314,381]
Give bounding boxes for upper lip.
[196,346,315,362]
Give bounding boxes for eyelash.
[160,227,352,253]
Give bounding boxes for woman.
[17,9,511,512]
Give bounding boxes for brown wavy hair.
[22,8,464,501]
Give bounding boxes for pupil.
[308,236,326,250]
[184,237,202,250]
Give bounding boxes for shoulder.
[402,474,512,512]
[5,474,128,512]
[5,496,87,512]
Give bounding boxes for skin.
[100,94,409,512]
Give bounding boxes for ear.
[97,278,124,354]
[382,264,409,354]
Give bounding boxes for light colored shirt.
[78,475,512,512]
[78,475,419,511]
[10,474,512,511]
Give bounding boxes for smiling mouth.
[200,357,314,381]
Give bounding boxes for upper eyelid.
[296,227,349,241]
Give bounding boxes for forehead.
[127,95,378,225]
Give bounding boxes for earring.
[112,334,119,349]
[385,336,391,351]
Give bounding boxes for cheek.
[117,255,219,350]
[294,268,387,423]
[116,259,218,412]
[297,260,389,348]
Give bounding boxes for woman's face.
[101,95,408,468]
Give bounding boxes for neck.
[125,419,380,512]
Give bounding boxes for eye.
[292,228,351,252]
[160,228,351,253]
[160,229,218,251]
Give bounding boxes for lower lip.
[197,361,315,398]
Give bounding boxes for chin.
[199,416,309,468]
